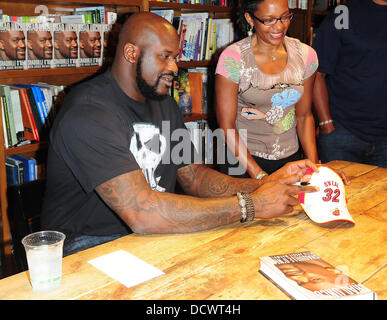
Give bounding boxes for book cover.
[173,68,192,115]
[53,22,78,68]
[26,22,53,69]
[0,22,26,70]
[79,23,102,67]
[259,251,377,300]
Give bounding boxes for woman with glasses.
[215,0,319,179]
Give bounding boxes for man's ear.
[79,39,84,49]
[123,43,138,63]
[27,39,33,50]
[54,39,59,49]
[0,40,4,50]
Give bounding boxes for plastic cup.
[22,231,66,292]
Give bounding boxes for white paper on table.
[88,250,165,288]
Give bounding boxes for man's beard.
[136,54,171,101]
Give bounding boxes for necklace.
[258,45,282,62]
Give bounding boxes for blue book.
[5,156,23,185]
[5,162,19,186]
[9,154,36,182]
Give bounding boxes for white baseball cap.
[298,165,355,225]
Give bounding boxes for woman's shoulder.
[285,36,318,78]
[285,37,317,58]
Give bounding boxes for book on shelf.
[259,251,377,300]
[5,156,24,185]
[8,154,36,183]
[173,68,192,116]
[52,22,78,68]
[8,87,25,143]
[151,10,174,24]
[5,160,19,186]
[75,6,106,24]
[78,23,102,67]
[1,99,9,148]
[1,85,18,147]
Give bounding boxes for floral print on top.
[216,36,318,160]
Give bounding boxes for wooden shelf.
[4,141,49,156]
[149,1,234,12]
[0,66,103,85]
[177,60,211,68]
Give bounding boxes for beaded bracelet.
[318,119,333,127]
[237,192,255,223]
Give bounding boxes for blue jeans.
[63,233,127,257]
[317,122,387,168]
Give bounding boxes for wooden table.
[0,161,386,300]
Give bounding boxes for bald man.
[42,12,318,256]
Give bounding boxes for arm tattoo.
[96,170,241,234]
[178,164,260,198]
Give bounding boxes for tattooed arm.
[95,161,319,235]
[95,168,242,234]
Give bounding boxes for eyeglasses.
[251,12,294,26]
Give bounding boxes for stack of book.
[152,10,234,62]
[0,6,119,70]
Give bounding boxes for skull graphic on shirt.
[129,123,166,192]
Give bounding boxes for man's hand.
[251,161,320,219]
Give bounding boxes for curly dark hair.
[236,0,266,37]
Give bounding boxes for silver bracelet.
[318,119,333,127]
[237,192,255,223]
[255,171,267,180]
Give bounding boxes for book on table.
[259,251,377,300]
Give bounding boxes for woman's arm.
[313,72,335,135]
[295,72,319,163]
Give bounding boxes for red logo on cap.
[333,209,340,216]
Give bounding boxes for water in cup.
[22,231,65,292]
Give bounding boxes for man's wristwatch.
[255,171,267,180]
